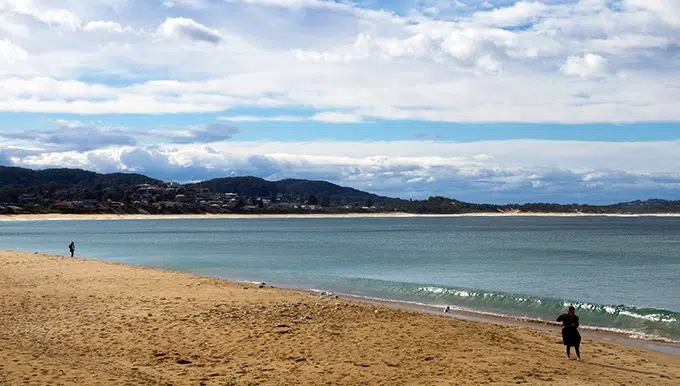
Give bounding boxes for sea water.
[1,216,679,343]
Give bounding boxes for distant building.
[50,201,73,209]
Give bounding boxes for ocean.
[1,216,679,344]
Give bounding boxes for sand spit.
[3,212,680,221]
[1,251,679,385]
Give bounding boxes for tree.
[236,196,246,209]
[307,194,318,205]
[103,186,125,202]
[0,186,19,203]
[124,191,132,206]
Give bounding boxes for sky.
[0,0,679,204]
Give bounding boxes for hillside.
[1,166,680,215]
[189,177,388,204]
[0,166,159,187]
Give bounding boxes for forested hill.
[1,166,680,215]
[188,177,387,204]
[0,166,159,187]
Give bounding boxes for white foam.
[303,289,680,345]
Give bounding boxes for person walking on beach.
[557,306,581,360]
[68,241,75,257]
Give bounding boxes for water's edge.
[286,285,680,356]
[4,213,680,222]
[5,250,680,356]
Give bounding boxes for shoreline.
[4,247,679,353]
[262,282,680,356]
[2,251,679,385]
[4,212,680,221]
[328,293,680,356]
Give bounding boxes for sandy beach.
[1,251,679,385]
[3,212,680,221]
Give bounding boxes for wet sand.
[1,251,679,385]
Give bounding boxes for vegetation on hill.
[1,166,679,215]
[0,167,157,187]
[188,177,386,205]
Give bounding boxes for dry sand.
[1,251,679,385]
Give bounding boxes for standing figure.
[68,241,75,257]
[557,306,581,360]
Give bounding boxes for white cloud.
[83,20,131,33]
[0,39,27,63]
[41,9,81,29]
[624,0,680,27]
[0,0,81,29]
[162,0,207,9]
[311,112,363,123]
[560,53,610,79]
[156,17,222,43]
[0,0,678,123]
[296,31,507,74]
[472,1,546,27]
[218,115,307,122]
[240,0,340,9]
[0,77,117,99]
[588,34,673,54]
[219,112,363,123]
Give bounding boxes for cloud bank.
[0,0,678,121]
[3,126,680,204]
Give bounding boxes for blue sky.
[1,0,680,204]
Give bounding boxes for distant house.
[137,184,154,191]
[19,194,37,204]
[50,201,73,210]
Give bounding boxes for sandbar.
[3,212,680,221]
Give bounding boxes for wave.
[412,285,678,323]
[298,276,680,342]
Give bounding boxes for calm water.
[1,216,679,342]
